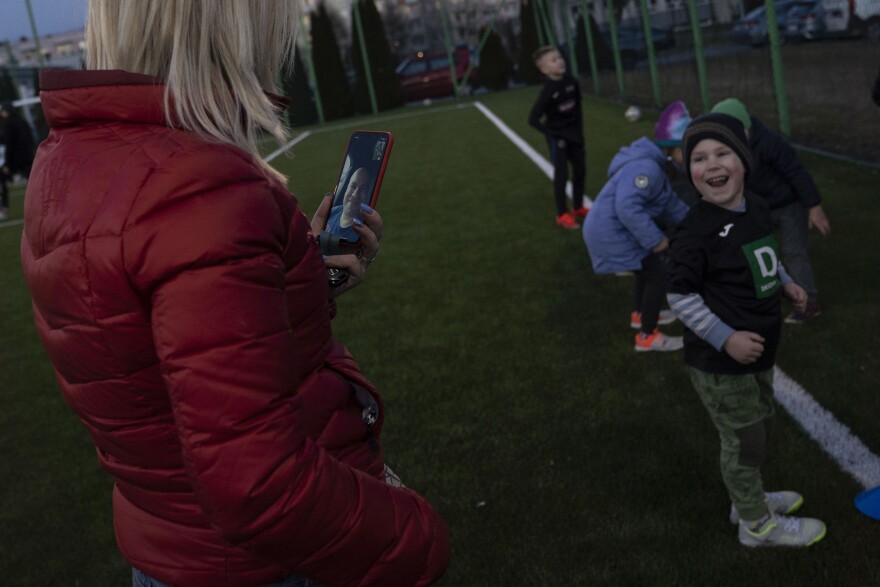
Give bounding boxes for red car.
[395,48,478,102]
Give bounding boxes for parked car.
[823,0,880,41]
[395,48,478,102]
[599,25,676,69]
[731,1,805,45]
[782,0,826,41]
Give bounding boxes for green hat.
[711,98,751,130]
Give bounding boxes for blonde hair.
[86,0,297,174]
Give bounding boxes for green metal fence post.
[637,0,662,108]
[438,0,460,99]
[24,0,45,67]
[352,1,378,115]
[560,0,579,77]
[686,0,710,113]
[459,12,498,95]
[533,0,547,46]
[765,0,791,136]
[301,15,325,124]
[579,1,601,94]
[535,0,558,46]
[604,0,626,101]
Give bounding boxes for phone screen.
[324,131,393,245]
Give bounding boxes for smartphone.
[320,130,393,287]
[321,130,393,251]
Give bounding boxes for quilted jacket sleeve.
[123,143,449,586]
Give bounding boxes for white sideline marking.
[473,99,878,491]
[473,100,593,206]
[774,367,880,489]
[264,130,311,163]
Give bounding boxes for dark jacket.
[666,193,783,375]
[0,104,35,176]
[746,116,821,211]
[21,69,449,587]
[528,72,584,145]
[873,64,880,106]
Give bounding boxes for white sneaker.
[738,513,826,548]
[729,491,804,524]
[630,310,677,329]
[634,329,683,352]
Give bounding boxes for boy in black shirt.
[528,46,588,230]
[666,114,826,548]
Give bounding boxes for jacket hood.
[608,136,666,177]
[747,116,768,147]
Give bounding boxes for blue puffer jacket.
[583,137,688,274]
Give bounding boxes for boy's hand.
[723,331,765,365]
[808,205,830,236]
[784,282,807,313]
[652,236,670,253]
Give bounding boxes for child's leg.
[771,203,818,305]
[688,367,776,522]
[636,253,665,334]
[546,137,570,216]
[633,270,646,317]
[568,142,586,211]
[0,173,8,210]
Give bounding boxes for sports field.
[1,88,879,585]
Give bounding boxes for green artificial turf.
[1,90,878,585]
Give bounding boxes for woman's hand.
[311,194,384,298]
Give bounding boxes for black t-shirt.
[527,73,583,145]
[666,193,783,374]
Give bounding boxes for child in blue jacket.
[582,101,691,351]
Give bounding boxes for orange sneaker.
[555,212,579,230]
[634,329,683,352]
[570,206,589,219]
[630,310,677,329]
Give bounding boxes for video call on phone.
[324,132,390,245]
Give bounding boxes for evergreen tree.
[350,0,404,113]
[310,3,355,121]
[477,26,514,91]
[282,49,319,127]
[517,0,542,85]
[0,68,17,103]
[573,13,614,74]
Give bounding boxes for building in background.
[1,28,86,69]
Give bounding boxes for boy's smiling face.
[689,138,746,210]
[536,50,566,80]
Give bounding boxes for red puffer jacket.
[20,69,449,587]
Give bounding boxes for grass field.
[1,87,879,586]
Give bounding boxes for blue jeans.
[133,567,322,587]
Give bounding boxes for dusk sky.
[0,0,87,42]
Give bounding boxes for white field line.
[774,367,880,489]
[264,130,312,163]
[473,100,593,207]
[474,99,879,491]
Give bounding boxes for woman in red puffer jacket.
[19,2,449,586]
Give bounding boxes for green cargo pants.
[688,367,775,522]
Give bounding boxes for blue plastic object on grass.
[854,486,880,520]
